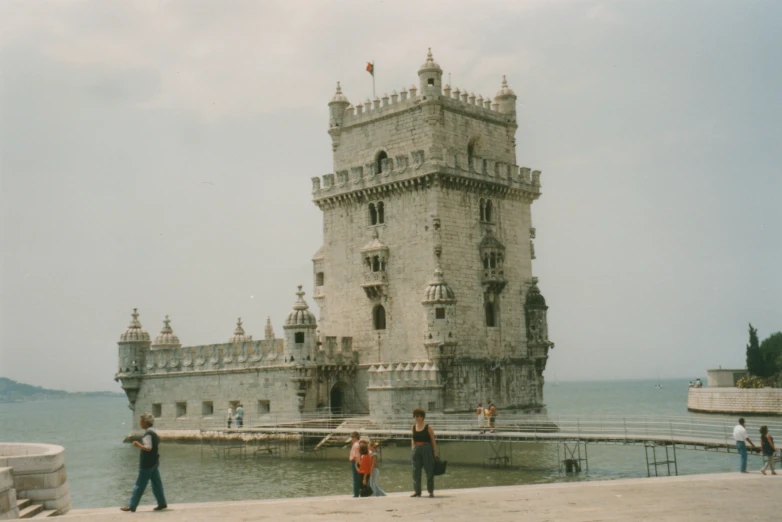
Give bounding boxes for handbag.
[433,456,447,476]
[359,480,373,497]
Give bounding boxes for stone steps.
[17,500,43,519]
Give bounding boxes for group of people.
[226,403,244,428]
[349,408,439,498]
[733,417,778,474]
[474,401,498,433]
[688,378,703,388]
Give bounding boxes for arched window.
[373,305,386,330]
[483,254,489,269]
[372,256,380,272]
[369,203,377,225]
[377,201,384,224]
[485,303,496,327]
[479,198,485,221]
[376,151,388,174]
[295,332,305,344]
[484,199,493,222]
[489,252,496,269]
[315,272,324,286]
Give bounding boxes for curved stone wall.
[0,467,19,520]
[688,388,782,416]
[0,443,71,515]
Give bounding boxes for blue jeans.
[129,464,167,509]
[736,441,748,472]
[351,461,360,497]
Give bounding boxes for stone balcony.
[481,267,507,294]
[361,271,388,299]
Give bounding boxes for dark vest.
[139,429,160,468]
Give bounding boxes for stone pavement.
[59,472,779,521]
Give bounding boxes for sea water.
[0,378,770,508]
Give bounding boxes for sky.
[1,0,780,392]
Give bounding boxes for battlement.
[311,148,542,203]
[329,82,514,131]
[366,361,443,389]
[115,336,359,378]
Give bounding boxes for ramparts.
[687,387,782,415]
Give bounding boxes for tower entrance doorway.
[330,382,347,415]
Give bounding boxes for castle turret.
[151,315,181,349]
[421,265,458,361]
[283,286,317,362]
[229,317,252,343]
[116,308,151,408]
[525,278,554,404]
[493,75,517,118]
[328,82,350,153]
[418,48,443,97]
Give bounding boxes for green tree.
[746,323,770,377]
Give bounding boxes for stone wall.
[687,388,782,415]
[0,468,18,520]
[0,443,71,515]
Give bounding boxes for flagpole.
[372,61,376,99]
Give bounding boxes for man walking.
[733,417,757,473]
[121,413,167,512]
[348,431,361,497]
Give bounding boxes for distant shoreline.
[0,377,123,403]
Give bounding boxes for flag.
[366,62,374,77]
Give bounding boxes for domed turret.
[422,267,456,304]
[285,286,317,327]
[229,317,252,343]
[120,308,150,342]
[283,286,317,363]
[418,48,443,96]
[493,75,517,118]
[328,81,350,128]
[152,315,181,349]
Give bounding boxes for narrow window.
[257,400,270,414]
[485,200,493,222]
[369,203,378,225]
[483,254,490,269]
[376,151,388,173]
[485,303,496,327]
[490,252,496,269]
[202,401,214,416]
[315,272,324,286]
[372,256,380,272]
[152,403,162,417]
[374,305,386,330]
[427,78,435,86]
[468,140,475,170]
[435,307,445,319]
[479,198,485,221]
[377,201,385,224]
[176,402,187,418]
[295,332,305,344]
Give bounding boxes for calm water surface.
[0,379,763,508]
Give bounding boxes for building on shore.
[115,50,555,429]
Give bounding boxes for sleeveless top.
[761,434,774,456]
[412,424,432,444]
[139,429,160,468]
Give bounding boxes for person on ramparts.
[348,431,361,498]
[759,425,777,475]
[235,403,244,428]
[121,413,167,512]
[226,403,234,429]
[733,418,757,473]
[410,408,438,498]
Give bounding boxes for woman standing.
[356,442,373,496]
[410,408,437,498]
[368,441,386,496]
[759,425,777,475]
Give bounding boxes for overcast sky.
[1,0,780,392]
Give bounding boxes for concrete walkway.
[59,472,779,521]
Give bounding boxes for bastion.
[114,49,555,434]
[0,443,71,518]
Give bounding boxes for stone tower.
[311,49,554,416]
[116,309,150,408]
